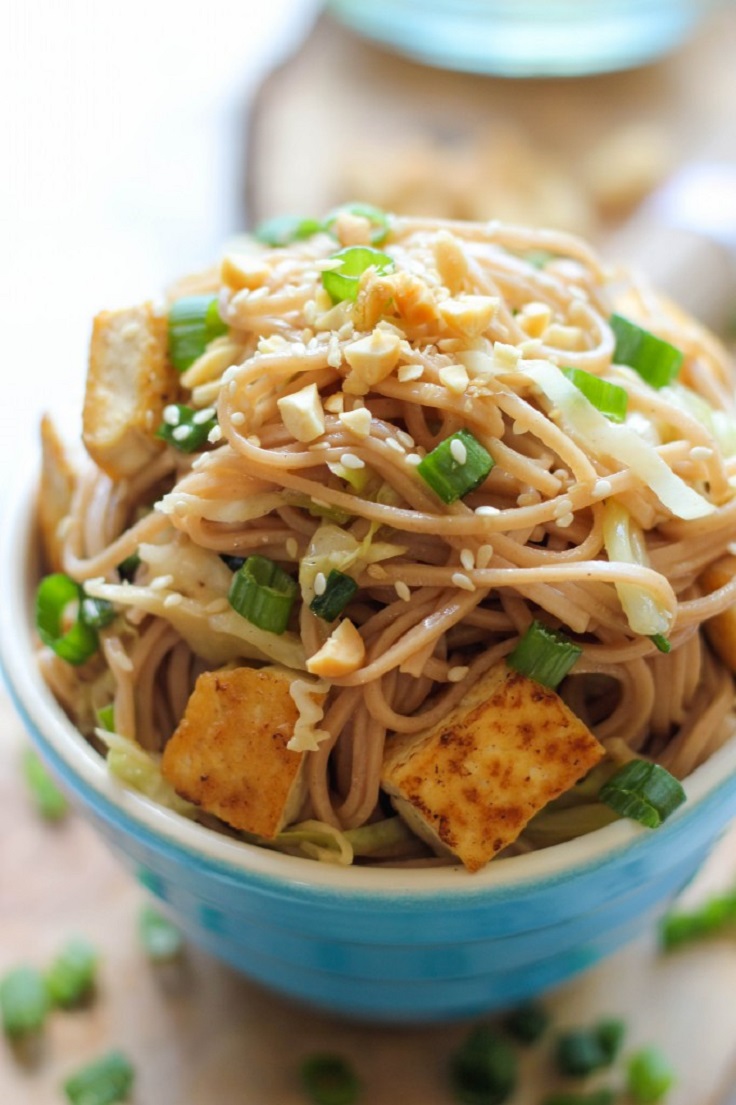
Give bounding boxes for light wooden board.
[2,683,736,1104]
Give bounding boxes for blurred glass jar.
[326,0,722,77]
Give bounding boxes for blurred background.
[3,2,736,1101]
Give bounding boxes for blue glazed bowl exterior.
[3,469,736,1023]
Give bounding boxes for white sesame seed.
[396,430,415,450]
[451,572,475,592]
[228,380,237,396]
[163,404,181,425]
[172,424,191,442]
[405,453,422,466]
[163,593,183,608]
[192,406,216,425]
[340,452,365,470]
[230,411,245,426]
[172,498,188,515]
[556,512,575,528]
[512,421,527,437]
[553,497,574,519]
[222,364,240,383]
[286,538,299,560]
[150,575,174,591]
[447,665,469,683]
[552,468,569,481]
[450,438,467,465]
[690,445,713,461]
[476,544,494,568]
[475,505,500,516]
[367,564,388,580]
[460,548,475,571]
[517,490,541,507]
[246,434,261,447]
[314,572,327,596]
[397,364,424,383]
[395,581,411,602]
[385,438,405,453]
[208,425,223,444]
[593,478,612,498]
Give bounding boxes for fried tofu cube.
[82,302,177,478]
[381,663,605,872]
[38,415,76,572]
[161,666,307,839]
[701,555,736,673]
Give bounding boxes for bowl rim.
[3,458,736,899]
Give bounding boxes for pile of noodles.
[41,213,736,863]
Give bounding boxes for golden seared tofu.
[38,415,76,572]
[381,663,605,872]
[161,666,307,839]
[82,302,177,478]
[701,555,736,672]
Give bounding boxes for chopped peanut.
[517,301,553,339]
[343,327,402,395]
[338,407,372,437]
[277,382,325,442]
[220,252,271,292]
[438,364,469,396]
[433,231,469,293]
[306,619,366,677]
[544,323,587,352]
[438,294,499,338]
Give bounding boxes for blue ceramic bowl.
[3,467,736,1024]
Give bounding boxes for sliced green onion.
[300,1053,361,1105]
[79,595,116,630]
[502,1000,550,1045]
[541,1092,615,1105]
[598,759,686,828]
[649,633,671,653]
[254,214,322,248]
[138,905,184,962]
[626,1046,676,1104]
[507,620,581,689]
[323,202,391,245]
[555,1018,624,1078]
[448,1024,518,1105]
[309,570,358,622]
[660,888,736,950]
[321,245,394,303]
[97,704,115,731]
[220,554,246,572]
[156,403,217,453]
[610,313,683,389]
[46,938,98,1008]
[116,553,140,582]
[416,429,494,504]
[0,966,49,1038]
[228,555,299,634]
[36,573,99,666]
[63,1050,135,1105]
[168,295,227,373]
[21,747,68,821]
[562,367,628,423]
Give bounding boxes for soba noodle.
[38,211,736,866]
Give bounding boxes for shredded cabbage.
[271,819,354,864]
[661,383,736,458]
[96,729,196,817]
[299,522,407,604]
[602,500,672,637]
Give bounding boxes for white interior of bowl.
[3,461,736,896]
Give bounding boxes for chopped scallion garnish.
[21,747,68,821]
[660,888,736,950]
[156,403,217,453]
[507,620,582,689]
[626,1046,676,1104]
[309,570,358,622]
[562,367,628,423]
[116,553,140,582]
[36,573,100,666]
[610,313,683,389]
[649,633,671,653]
[300,1053,361,1105]
[502,1000,550,1045]
[62,1050,135,1105]
[541,1092,615,1105]
[0,966,49,1038]
[598,759,686,828]
[46,938,98,1008]
[138,905,184,962]
[228,555,299,634]
[79,595,116,631]
[321,245,394,303]
[168,295,227,373]
[97,704,115,732]
[555,1018,624,1077]
[323,202,391,245]
[416,429,494,504]
[254,214,322,248]
[448,1024,518,1105]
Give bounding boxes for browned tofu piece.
[38,415,76,572]
[161,666,307,839]
[82,302,177,478]
[701,555,736,672]
[381,663,605,872]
